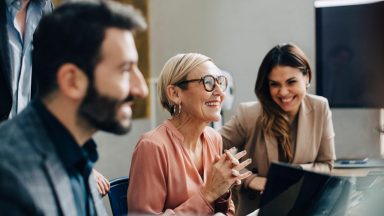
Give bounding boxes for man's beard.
[78,83,132,135]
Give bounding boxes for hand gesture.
[201,148,252,203]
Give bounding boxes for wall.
[149,0,317,122]
[147,0,381,159]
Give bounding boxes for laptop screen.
[259,163,351,216]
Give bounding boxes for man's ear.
[166,85,181,105]
[56,63,88,100]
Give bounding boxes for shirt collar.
[32,100,98,170]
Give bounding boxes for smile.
[205,101,221,106]
[280,96,295,103]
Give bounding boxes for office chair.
[108,176,129,216]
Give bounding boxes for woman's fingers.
[97,178,107,195]
[233,158,252,171]
[239,171,252,180]
[227,147,237,155]
[234,150,247,160]
[96,183,103,195]
[231,158,252,176]
[231,170,252,183]
[203,151,253,201]
[231,169,240,177]
[93,169,110,196]
[235,179,241,185]
[224,149,239,166]
[102,178,110,194]
[224,149,249,168]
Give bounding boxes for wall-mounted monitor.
[315,0,384,108]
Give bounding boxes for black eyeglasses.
[176,75,228,92]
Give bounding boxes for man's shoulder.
[0,107,53,206]
[0,104,68,215]
[0,105,48,160]
[0,105,40,138]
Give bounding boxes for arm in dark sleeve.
[0,163,41,215]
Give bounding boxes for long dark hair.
[254,43,311,162]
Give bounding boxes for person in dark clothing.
[0,0,148,214]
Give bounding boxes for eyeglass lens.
[203,75,228,92]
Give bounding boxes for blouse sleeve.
[214,192,235,216]
[127,138,216,215]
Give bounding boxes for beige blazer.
[220,94,336,215]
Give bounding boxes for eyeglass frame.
[175,74,228,92]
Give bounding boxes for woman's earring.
[178,103,182,116]
[306,83,311,89]
[172,104,182,117]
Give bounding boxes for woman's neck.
[169,117,206,150]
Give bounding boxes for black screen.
[316,1,384,108]
[259,163,351,216]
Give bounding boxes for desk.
[331,167,383,177]
[331,167,384,216]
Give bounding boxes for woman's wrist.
[243,173,258,189]
[201,186,218,203]
[218,190,231,201]
[248,176,267,192]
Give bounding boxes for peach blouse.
[128,120,235,215]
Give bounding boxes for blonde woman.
[128,53,251,215]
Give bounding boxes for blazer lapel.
[43,154,77,216]
[293,96,313,163]
[25,105,105,215]
[26,107,77,216]
[264,131,279,164]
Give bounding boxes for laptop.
[258,163,351,216]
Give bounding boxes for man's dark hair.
[33,0,146,98]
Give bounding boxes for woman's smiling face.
[179,61,226,123]
[268,65,309,118]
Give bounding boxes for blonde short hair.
[157,53,211,115]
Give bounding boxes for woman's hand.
[93,169,110,196]
[201,148,252,203]
[223,148,252,186]
[248,176,267,193]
